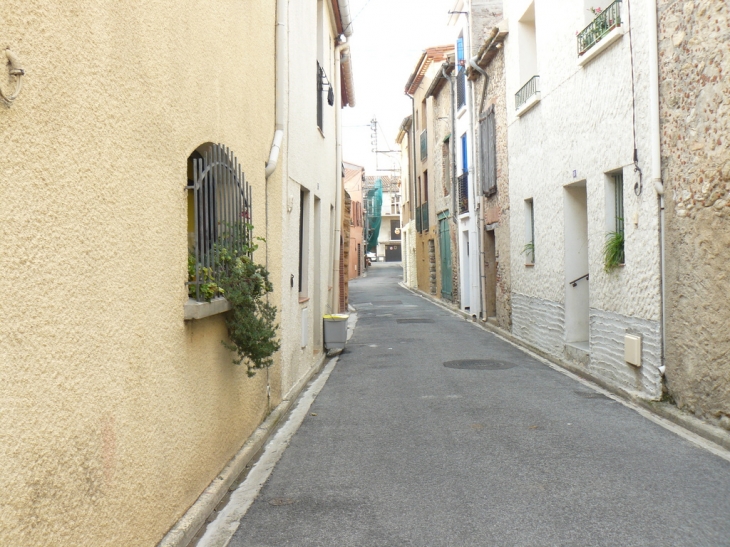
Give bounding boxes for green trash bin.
[323,314,349,351]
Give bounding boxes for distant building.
[363,176,402,262]
[344,162,366,279]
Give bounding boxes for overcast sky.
[342,0,456,175]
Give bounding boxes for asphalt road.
[229,263,730,547]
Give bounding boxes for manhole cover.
[443,359,516,370]
[397,318,434,324]
[268,497,296,506]
[574,390,610,400]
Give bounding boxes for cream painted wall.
[275,0,343,398]
[0,2,278,546]
[505,0,663,398]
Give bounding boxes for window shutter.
[480,105,497,197]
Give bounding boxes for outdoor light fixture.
[320,71,335,106]
[1,48,25,107]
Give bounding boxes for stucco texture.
[658,0,730,423]
[505,0,662,398]
[0,2,278,545]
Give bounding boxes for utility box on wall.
[625,334,642,367]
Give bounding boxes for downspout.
[265,0,288,180]
[647,0,666,376]
[464,20,482,319]
[406,93,419,228]
[444,63,457,227]
[331,41,348,313]
[470,55,490,321]
[263,0,288,410]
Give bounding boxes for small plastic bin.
[323,314,349,351]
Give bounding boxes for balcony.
[420,130,428,162]
[515,75,540,116]
[457,173,469,215]
[578,1,622,57]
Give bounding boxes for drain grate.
[443,359,516,370]
[396,318,435,324]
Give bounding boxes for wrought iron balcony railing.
[515,75,540,110]
[420,130,428,161]
[457,173,469,215]
[577,0,622,56]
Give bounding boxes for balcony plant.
[522,241,535,264]
[602,228,624,272]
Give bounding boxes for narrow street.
[214,263,730,546]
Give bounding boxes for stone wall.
[658,0,730,424]
[475,45,512,331]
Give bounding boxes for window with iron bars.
[186,143,252,302]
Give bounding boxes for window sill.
[525,263,535,267]
[578,26,625,67]
[516,92,541,117]
[456,105,467,119]
[184,297,231,321]
[317,126,325,138]
[299,296,310,304]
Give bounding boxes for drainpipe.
[444,63,457,227]
[464,18,482,319]
[331,40,349,313]
[265,0,288,180]
[647,0,666,376]
[470,55,490,321]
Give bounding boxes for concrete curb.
[398,282,730,454]
[157,353,328,547]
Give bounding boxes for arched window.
[186,143,251,301]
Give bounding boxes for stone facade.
[658,0,730,424]
[470,26,512,331]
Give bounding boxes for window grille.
[187,144,252,302]
[479,105,497,197]
[614,173,624,235]
[317,62,324,131]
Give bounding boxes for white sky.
[342,0,457,176]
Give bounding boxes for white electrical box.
[624,334,642,367]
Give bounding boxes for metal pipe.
[647,0,666,376]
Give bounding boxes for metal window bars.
[577,0,622,56]
[456,67,466,110]
[457,173,469,215]
[515,75,540,110]
[187,144,252,302]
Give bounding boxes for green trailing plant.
[188,223,280,376]
[522,241,535,263]
[602,229,625,272]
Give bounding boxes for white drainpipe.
[265,0,288,180]
[331,40,348,313]
[647,0,666,375]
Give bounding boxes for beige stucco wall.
[0,2,279,545]
[658,0,730,425]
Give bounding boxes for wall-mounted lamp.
[1,49,25,107]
